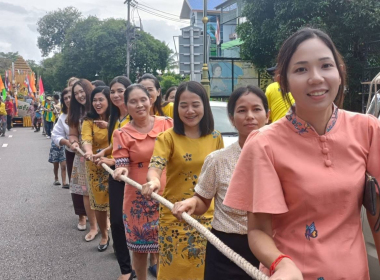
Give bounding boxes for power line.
[136,6,188,23]
[136,1,181,18]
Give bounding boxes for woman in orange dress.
[113,84,173,280]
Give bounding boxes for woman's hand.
[141,179,161,199]
[113,167,128,181]
[94,120,108,129]
[84,151,94,161]
[270,258,303,280]
[96,157,115,167]
[172,197,197,221]
[71,142,80,151]
[93,150,105,162]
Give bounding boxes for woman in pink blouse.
[172,85,269,279]
[224,28,380,279]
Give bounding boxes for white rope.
[77,148,268,280]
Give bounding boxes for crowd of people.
[18,27,380,280]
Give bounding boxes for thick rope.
[77,148,268,280]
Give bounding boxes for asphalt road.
[0,127,155,280]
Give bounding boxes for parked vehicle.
[210,101,238,147]
[362,210,380,278]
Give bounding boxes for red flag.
[39,77,45,95]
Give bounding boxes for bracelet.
[270,254,292,276]
[70,140,79,145]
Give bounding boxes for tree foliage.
[37,7,82,57]
[35,11,172,92]
[238,0,380,111]
[0,52,19,76]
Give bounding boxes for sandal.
[84,231,98,242]
[77,223,86,231]
[148,264,157,277]
[53,180,61,186]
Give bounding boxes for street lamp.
[201,0,211,98]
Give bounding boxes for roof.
[13,56,32,72]
[215,0,236,10]
[180,0,224,19]
[221,38,243,50]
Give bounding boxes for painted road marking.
[2,144,8,147]
[9,135,12,138]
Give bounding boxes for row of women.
[52,26,379,280]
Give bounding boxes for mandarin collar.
[285,103,339,136]
[119,116,166,140]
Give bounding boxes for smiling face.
[110,82,127,108]
[73,84,87,105]
[213,66,222,77]
[287,38,341,116]
[126,88,151,119]
[230,92,268,139]
[92,92,108,117]
[139,79,160,104]
[178,90,204,131]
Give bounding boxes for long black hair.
[108,76,132,143]
[68,79,93,128]
[227,86,268,117]
[86,86,111,121]
[173,81,214,137]
[138,73,165,116]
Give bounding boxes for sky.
[0,0,189,63]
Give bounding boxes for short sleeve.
[112,129,130,168]
[194,153,218,199]
[367,115,380,187]
[81,120,93,145]
[149,131,173,170]
[224,131,288,214]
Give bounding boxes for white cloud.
[0,0,188,62]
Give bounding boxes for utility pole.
[201,0,210,98]
[124,0,132,78]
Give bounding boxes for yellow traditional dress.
[149,128,224,280]
[81,119,110,211]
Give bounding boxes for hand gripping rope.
[77,148,269,280]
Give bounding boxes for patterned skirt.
[123,165,165,253]
[85,161,109,211]
[70,153,89,196]
[158,208,213,280]
[48,141,66,163]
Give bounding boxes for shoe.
[148,264,157,277]
[42,132,46,135]
[129,270,137,280]
[97,236,110,252]
[53,181,61,185]
[85,231,98,242]
[34,130,38,133]
[46,136,51,139]
[77,223,87,231]
[62,184,69,189]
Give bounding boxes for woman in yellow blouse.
[142,81,224,280]
[81,86,111,252]
[138,74,173,118]
[93,76,134,279]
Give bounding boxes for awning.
[221,38,243,50]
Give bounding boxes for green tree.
[238,0,380,111]
[158,72,186,95]
[37,7,82,57]
[0,52,19,75]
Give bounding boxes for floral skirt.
[123,165,165,253]
[158,208,213,280]
[86,161,109,211]
[70,153,89,196]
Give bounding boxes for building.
[215,0,245,58]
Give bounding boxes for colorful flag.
[39,77,45,96]
[0,75,4,91]
[2,89,6,101]
[215,17,221,46]
[0,75,6,100]
[30,73,37,93]
[24,75,33,95]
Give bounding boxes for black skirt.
[204,228,260,280]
